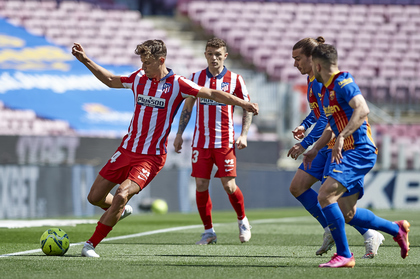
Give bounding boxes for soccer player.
[303,44,410,268]
[71,40,258,257]
[288,37,385,258]
[173,38,252,245]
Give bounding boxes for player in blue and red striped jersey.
[174,38,252,245]
[288,37,385,259]
[304,44,410,268]
[72,40,258,257]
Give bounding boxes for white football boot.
[362,230,385,259]
[316,231,335,255]
[196,232,217,245]
[238,217,252,243]
[81,242,100,258]
[119,205,133,221]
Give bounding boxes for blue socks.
[322,203,352,258]
[296,189,328,228]
[348,208,399,236]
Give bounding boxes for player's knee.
[342,210,355,223]
[196,180,209,191]
[87,192,101,206]
[223,184,236,194]
[113,188,129,205]
[317,191,329,207]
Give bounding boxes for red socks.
[196,190,213,230]
[228,186,245,220]
[88,222,113,247]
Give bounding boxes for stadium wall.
[0,135,418,219]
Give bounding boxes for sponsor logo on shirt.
[309,102,318,109]
[338,78,353,88]
[137,95,166,109]
[324,105,341,117]
[199,98,226,106]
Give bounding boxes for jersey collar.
[308,75,315,82]
[324,71,341,88]
[206,66,227,79]
[149,68,174,81]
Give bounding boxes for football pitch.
[0,208,419,279]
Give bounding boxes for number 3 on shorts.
[192,150,199,163]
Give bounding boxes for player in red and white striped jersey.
[173,38,253,245]
[72,39,258,257]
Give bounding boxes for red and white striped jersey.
[120,68,202,155]
[190,67,250,149]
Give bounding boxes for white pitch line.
[0,216,311,258]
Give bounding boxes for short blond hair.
[135,39,167,60]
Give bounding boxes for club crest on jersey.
[329,91,335,100]
[162,83,172,94]
[137,95,166,109]
[221,82,230,92]
[309,88,313,97]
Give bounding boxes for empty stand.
[186,0,420,105]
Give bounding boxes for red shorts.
[191,147,236,179]
[99,146,166,192]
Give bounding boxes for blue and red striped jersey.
[322,71,376,151]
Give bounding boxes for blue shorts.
[326,146,377,199]
[299,147,332,183]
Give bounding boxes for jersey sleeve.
[179,76,202,98]
[336,76,362,103]
[233,75,250,102]
[300,111,317,130]
[300,111,328,149]
[120,69,142,90]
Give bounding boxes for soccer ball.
[151,199,168,214]
[40,228,70,256]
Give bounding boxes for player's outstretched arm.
[197,88,259,115]
[174,97,195,153]
[71,43,123,88]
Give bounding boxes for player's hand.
[71,43,87,62]
[173,134,183,153]
[292,126,306,140]
[331,135,344,164]
[303,148,318,170]
[244,102,259,115]
[287,143,306,160]
[236,135,248,150]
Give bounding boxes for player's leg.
[291,148,333,255]
[220,176,251,243]
[192,147,217,245]
[82,153,166,257]
[347,207,410,259]
[82,178,140,257]
[338,197,384,259]
[318,177,356,268]
[87,174,117,209]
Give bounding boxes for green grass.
[0,208,419,279]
